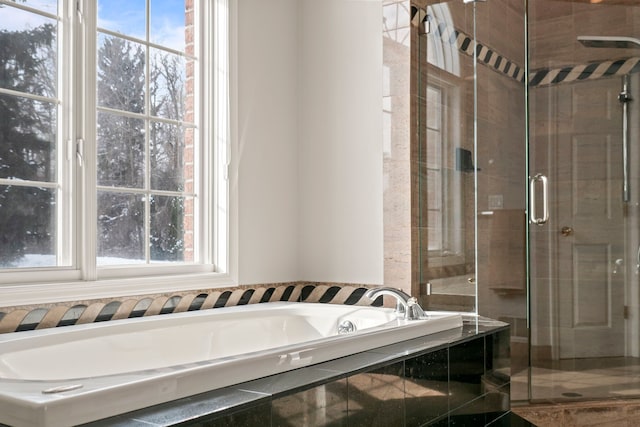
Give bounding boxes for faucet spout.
[364,287,428,320]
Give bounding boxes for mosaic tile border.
[411,5,525,83]
[410,6,640,88]
[530,57,640,87]
[410,7,640,88]
[0,282,379,334]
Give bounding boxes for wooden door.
[553,77,626,359]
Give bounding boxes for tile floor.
[512,357,640,426]
[512,357,640,402]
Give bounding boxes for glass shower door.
[528,0,640,402]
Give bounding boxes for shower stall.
[414,0,640,403]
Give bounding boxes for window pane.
[0,185,56,268]
[427,170,441,210]
[97,112,145,188]
[150,195,187,262]
[0,7,57,98]
[426,129,441,169]
[17,1,58,15]
[97,34,145,113]
[150,121,186,191]
[150,49,186,121]
[94,1,202,270]
[150,0,187,52]
[97,192,144,264]
[97,0,145,41]
[427,210,442,252]
[426,86,442,130]
[0,95,57,181]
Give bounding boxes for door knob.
[561,226,574,237]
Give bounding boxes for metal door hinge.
[422,19,430,35]
[624,305,630,319]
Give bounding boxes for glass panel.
[0,95,57,181]
[528,0,640,403]
[150,48,186,121]
[150,0,187,52]
[97,112,145,188]
[471,0,527,401]
[150,121,185,191]
[97,0,146,40]
[97,34,146,114]
[97,192,145,264]
[419,0,528,401]
[0,7,57,98]
[0,185,55,268]
[418,0,475,312]
[150,195,186,262]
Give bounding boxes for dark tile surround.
[75,318,512,427]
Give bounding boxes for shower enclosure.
[528,0,640,402]
[415,0,640,403]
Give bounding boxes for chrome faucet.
[364,287,428,320]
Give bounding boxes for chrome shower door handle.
[529,173,549,225]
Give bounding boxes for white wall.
[297,0,384,284]
[234,0,300,284]
[233,0,384,285]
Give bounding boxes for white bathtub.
[0,302,462,427]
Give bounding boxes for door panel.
[554,77,625,359]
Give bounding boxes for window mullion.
[212,0,230,271]
[78,0,98,281]
[58,0,72,268]
[144,0,151,264]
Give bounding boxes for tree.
[0,22,56,267]
[149,52,186,261]
[96,36,146,259]
[96,36,186,262]
[0,16,189,266]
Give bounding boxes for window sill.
[0,272,236,308]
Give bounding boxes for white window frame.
[0,0,231,306]
[425,75,465,267]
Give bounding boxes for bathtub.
[0,302,463,427]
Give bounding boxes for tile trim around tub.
[0,282,379,334]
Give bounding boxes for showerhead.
[577,36,640,49]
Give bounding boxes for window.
[425,80,464,263]
[422,1,465,265]
[0,0,226,285]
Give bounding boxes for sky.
[0,1,56,31]
[98,0,187,51]
[0,0,187,52]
